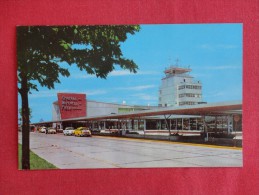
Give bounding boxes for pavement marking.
[93,136,242,151]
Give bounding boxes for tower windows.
[179,93,202,98]
[178,85,202,90]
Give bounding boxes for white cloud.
[71,74,95,79]
[200,44,213,49]
[133,70,160,76]
[83,90,107,96]
[110,70,159,77]
[130,93,158,101]
[29,90,59,98]
[70,70,133,79]
[203,91,226,99]
[109,70,135,76]
[200,65,241,70]
[29,89,107,98]
[191,73,211,78]
[116,85,157,91]
[71,70,159,79]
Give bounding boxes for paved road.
[18,132,242,169]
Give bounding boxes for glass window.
[183,118,189,130]
[190,118,197,130]
[171,119,177,129]
[177,118,183,130]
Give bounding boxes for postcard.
[17,24,243,170]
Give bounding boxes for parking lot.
[18,132,242,169]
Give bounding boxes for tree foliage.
[17,25,140,93]
[17,25,140,169]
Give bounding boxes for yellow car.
[74,127,92,137]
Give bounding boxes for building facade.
[52,96,153,121]
[158,66,203,107]
[48,93,241,136]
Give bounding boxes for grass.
[18,144,58,170]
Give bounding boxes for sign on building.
[57,93,86,119]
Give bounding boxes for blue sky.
[18,24,243,123]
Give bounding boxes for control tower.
[158,65,203,107]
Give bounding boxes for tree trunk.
[21,73,30,170]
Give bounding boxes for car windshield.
[66,127,74,130]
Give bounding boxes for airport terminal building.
[49,66,242,136]
[52,96,157,131]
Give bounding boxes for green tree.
[17,25,140,169]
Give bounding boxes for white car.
[47,128,57,134]
[63,127,75,136]
[40,127,47,133]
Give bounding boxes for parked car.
[57,128,63,133]
[63,127,75,136]
[40,127,47,133]
[47,128,57,134]
[74,127,92,137]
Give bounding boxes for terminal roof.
[32,101,242,125]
